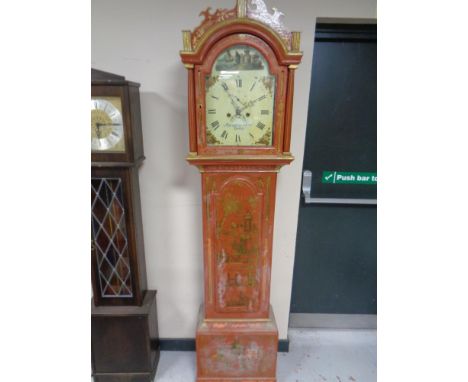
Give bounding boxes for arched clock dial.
[91,97,125,152]
[205,45,275,146]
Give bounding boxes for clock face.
[205,45,275,146]
[91,97,125,152]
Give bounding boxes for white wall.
[92,0,376,339]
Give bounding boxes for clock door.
[202,170,277,319]
[204,44,275,147]
[91,85,133,163]
[91,167,143,306]
[197,33,287,156]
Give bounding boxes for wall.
[91,0,376,340]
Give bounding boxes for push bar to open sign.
[302,170,377,205]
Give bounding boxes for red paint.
[196,307,278,381]
[202,171,277,319]
[181,3,302,380]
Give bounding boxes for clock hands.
[220,81,245,116]
[234,95,247,108]
[239,95,266,113]
[96,123,121,127]
[95,123,102,139]
[219,81,266,115]
[216,81,268,142]
[94,122,121,139]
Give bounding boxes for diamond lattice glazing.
[91,178,133,298]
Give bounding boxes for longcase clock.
[180,1,302,381]
[90,69,159,382]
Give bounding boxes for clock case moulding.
[180,1,302,381]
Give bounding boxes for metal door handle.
[302,170,313,203]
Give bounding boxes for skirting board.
[159,338,289,352]
[289,313,377,329]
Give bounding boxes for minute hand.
[96,123,121,126]
[240,96,266,112]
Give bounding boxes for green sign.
[322,171,377,185]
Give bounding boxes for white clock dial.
[91,97,125,152]
[205,45,275,146]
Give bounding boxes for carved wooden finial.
[246,0,292,50]
[182,30,193,52]
[237,0,247,17]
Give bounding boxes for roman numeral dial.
[204,45,276,146]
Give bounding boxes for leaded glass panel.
[91,178,133,298]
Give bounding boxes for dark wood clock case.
[91,68,159,382]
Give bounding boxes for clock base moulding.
[196,305,278,382]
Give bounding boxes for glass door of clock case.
[196,33,287,156]
[91,167,142,306]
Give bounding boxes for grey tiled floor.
[154,328,377,382]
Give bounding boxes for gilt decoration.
[186,0,298,52]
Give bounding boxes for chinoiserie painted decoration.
[180,1,302,380]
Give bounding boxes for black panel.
[315,23,377,42]
[305,25,376,199]
[291,204,377,314]
[290,24,377,315]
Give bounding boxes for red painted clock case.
[181,9,302,381]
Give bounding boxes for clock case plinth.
[196,305,278,382]
[180,2,302,381]
[91,69,159,380]
[92,291,159,382]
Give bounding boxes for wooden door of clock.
[202,169,277,319]
[196,33,287,155]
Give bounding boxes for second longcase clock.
[91,69,159,382]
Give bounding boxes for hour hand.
[220,82,240,109]
[94,123,102,138]
[234,95,246,107]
